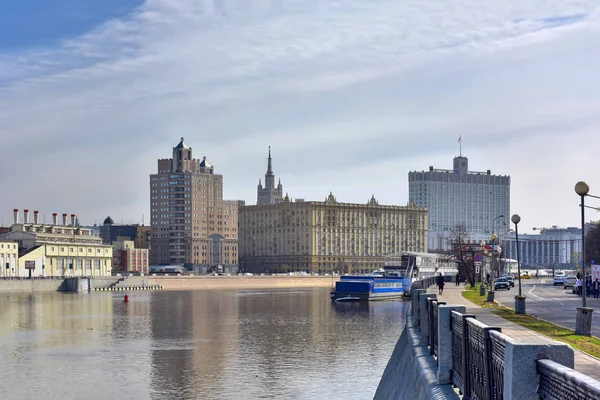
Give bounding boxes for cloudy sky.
[1,0,600,233]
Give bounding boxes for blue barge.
[330,276,410,302]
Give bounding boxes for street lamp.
[512,214,526,314]
[575,181,593,336]
[491,215,505,281]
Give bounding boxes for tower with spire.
[257,146,283,205]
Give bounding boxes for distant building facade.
[0,209,113,277]
[503,226,584,271]
[150,138,239,272]
[99,217,139,244]
[239,193,428,274]
[257,147,283,205]
[0,240,19,277]
[112,239,149,274]
[409,155,510,251]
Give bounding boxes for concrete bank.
[374,312,459,400]
[0,279,66,293]
[147,275,337,290]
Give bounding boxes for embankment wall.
[374,311,459,400]
[0,279,65,293]
[148,276,336,290]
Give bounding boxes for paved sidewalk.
[431,283,600,381]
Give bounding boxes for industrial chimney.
[71,214,76,227]
[13,209,18,224]
[52,213,58,225]
[62,213,68,226]
[24,209,29,224]
[34,210,39,224]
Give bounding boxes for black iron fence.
[409,277,600,400]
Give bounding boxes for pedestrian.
[436,273,445,295]
[593,278,600,299]
[586,276,592,297]
[455,273,460,286]
[576,278,583,296]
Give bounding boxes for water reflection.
[0,288,407,400]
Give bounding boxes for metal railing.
[537,359,600,400]
[411,277,600,400]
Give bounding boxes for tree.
[585,222,600,266]
[449,224,478,287]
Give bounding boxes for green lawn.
[462,287,600,358]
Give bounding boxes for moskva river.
[0,287,408,399]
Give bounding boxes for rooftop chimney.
[71,214,76,227]
[62,213,68,226]
[24,209,30,224]
[52,213,58,225]
[34,210,39,224]
[13,209,18,225]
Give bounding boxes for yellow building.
[0,241,19,277]
[239,193,428,274]
[1,210,113,277]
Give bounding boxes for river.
[0,287,408,399]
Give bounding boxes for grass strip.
[462,287,600,359]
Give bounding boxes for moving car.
[494,277,511,291]
[553,274,566,285]
[521,274,532,279]
[563,275,577,289]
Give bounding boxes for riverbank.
[0,275,339,293]
[148,275,337,290]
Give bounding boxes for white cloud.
[1,0,600,232]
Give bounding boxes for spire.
[267,146,273,174]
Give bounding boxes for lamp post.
[512,214,526,314]
[491,215,505,281]
[575,181,593,336]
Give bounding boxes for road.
[492,278,600,337]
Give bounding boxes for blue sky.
[1,0,600,232]
[0,0,142,49]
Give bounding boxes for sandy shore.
[150,275,338,290]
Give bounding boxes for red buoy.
[124,295,129,303]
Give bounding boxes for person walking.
[586,276,592,297]
[593,278,600,299]
[436,273,445,295]
[455,273,460,286]
[576,278,583,296]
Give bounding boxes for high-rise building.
[150,138,239,271]
[257,146,283,205]
[409,155,510,251]
[239,193,428,274]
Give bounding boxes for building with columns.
[257,146,283,205]
[150,138,239,272]
[239,193,428,274]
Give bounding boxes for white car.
[563,275,577,289]
[553,274,566,285]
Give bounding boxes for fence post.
[437,305,466,384]
[503,337,574,400]
[420,293,437,344]
[413,289,427,327]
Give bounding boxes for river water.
[0,288,408,399]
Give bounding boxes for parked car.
[563,275,577,289]
[494,277,511,291]
[553,274,566,285]
[501,275,515,287]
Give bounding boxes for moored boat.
[330,275,409,302]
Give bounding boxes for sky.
[1,0,600,233]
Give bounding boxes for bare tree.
[449,224,478,287]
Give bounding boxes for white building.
[409,155,510,251]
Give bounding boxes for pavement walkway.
[431,283,600,381]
